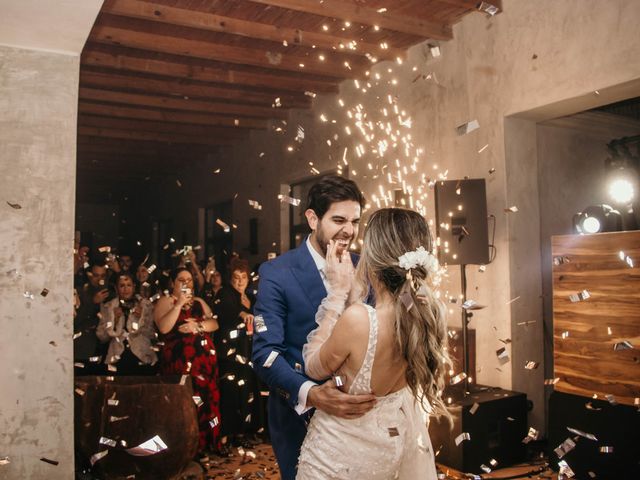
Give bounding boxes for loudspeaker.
[548,391,640,478]
[434,179,490,265]
[428,386,527,473]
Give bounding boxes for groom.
[252,175,376,480]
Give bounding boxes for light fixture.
[573,204,622,234]
[608,177,635,204]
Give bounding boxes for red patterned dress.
[159,299,221,451]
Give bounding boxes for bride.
[297,208,451,479]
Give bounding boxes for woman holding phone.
[154,267,222,455]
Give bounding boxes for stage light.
[608,178,634,204]
[573,204,622,234]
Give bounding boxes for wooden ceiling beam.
[89,24,366,78]
[79,87,288,120]
[78,126,237,146]
[80,70,310,109]
[78,114,248,139]
[436,0,502,13]
[101,0,405,61]
[77,135,216,154]
[78,101,268,129]
[250,0,453,40]
[81,47,339,93]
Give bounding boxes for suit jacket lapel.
[290,243,327,311]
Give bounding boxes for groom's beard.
[315,230,354,257]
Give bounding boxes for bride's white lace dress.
[296,304,438,480]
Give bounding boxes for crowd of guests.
[72,241,267,457]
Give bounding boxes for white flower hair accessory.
[397,246,439,274]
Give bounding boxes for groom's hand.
[307,379,376,419]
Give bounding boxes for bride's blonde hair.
[355,208,451,417]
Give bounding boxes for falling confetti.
[456,120,480,135]
[455,432,470,446]
[6,201,21,209]
[568,290,590,302]
[216,219,231,233]
[126,435,168,456]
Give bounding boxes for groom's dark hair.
[306,175,365,219]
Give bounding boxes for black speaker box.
[434,179,490,265]
[429,386,528,473]
[548,391,640,478]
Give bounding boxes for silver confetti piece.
[469,402,480,415]
[180,374,188,385]
[477,1,500,16]
[209,416,219,428]
[462,300,485,310]
[99,437,117,448]
[73,332,82,340]
[263,350,279,368]
[558,460,575,478]
[107,399,119,406]
[254,315,267,333]
[599,446,613,453]
[456,120,479,136]
[109,415,129,422]
[480,464,492,473]
[504,206,518,213]
[553,256,570,266]
[333,375,345,387]
[525,361,539,370]
[455,432,470,446]
[126,435,168,456]
[605,394,618,405]
[193,396,204,407]
[229,330,239,339]
[545,377,560,385]
[522,427,539,444]
[278,194,301,206]
[613,340,633,351]
[90,450,108,466]
[294,362,303,373]
[248,199,262,210]
[569,290,590,302]
[216,219,231,233]
[567,427,597,441]
[554,438,576,458]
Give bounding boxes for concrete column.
[0,45,79,480]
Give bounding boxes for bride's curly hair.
[355,208,451,418]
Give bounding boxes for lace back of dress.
[348,305,379,395]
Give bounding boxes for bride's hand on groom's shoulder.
[307,378,376,419]
[325,240,355,297]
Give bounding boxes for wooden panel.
[102,0,405,61]
[252,0,453,39]
[81,47,340,93]
[552,231,640,406]
[78,125,238,145]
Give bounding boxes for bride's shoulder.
[338,303,370,334]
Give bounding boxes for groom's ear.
[305,209,319,231]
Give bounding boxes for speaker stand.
[460,264,483,395]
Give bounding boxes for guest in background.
[96,272,158,375]
[118,253,133,272]
[74,263,111,374]
[154,267,221,455]
[203,257,225,308]
[214,258,267,450]
[175,247,205,295]
[136,263,158,299]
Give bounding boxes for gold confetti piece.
[0,456,9,465]
[216,219,231,233]
[6,201,22,209]
[585,402,602,411]
[569,290,590,302]
[74,388,85,396]
[545,377,560,385]
[478,144,489,153]
[450,372,467,385]
[553,255,570,266]
[525,361,539,370]
[304,91,316,97]
[263,351,279,368]
[248,199,263,210]
[213,168,221,174]
[90,450,109,466]
[455,432,470,446]
[504,206,519,213]
[599,446,614,453]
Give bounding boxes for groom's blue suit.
[252,241,357,480]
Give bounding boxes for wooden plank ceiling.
[78,0,499,182]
